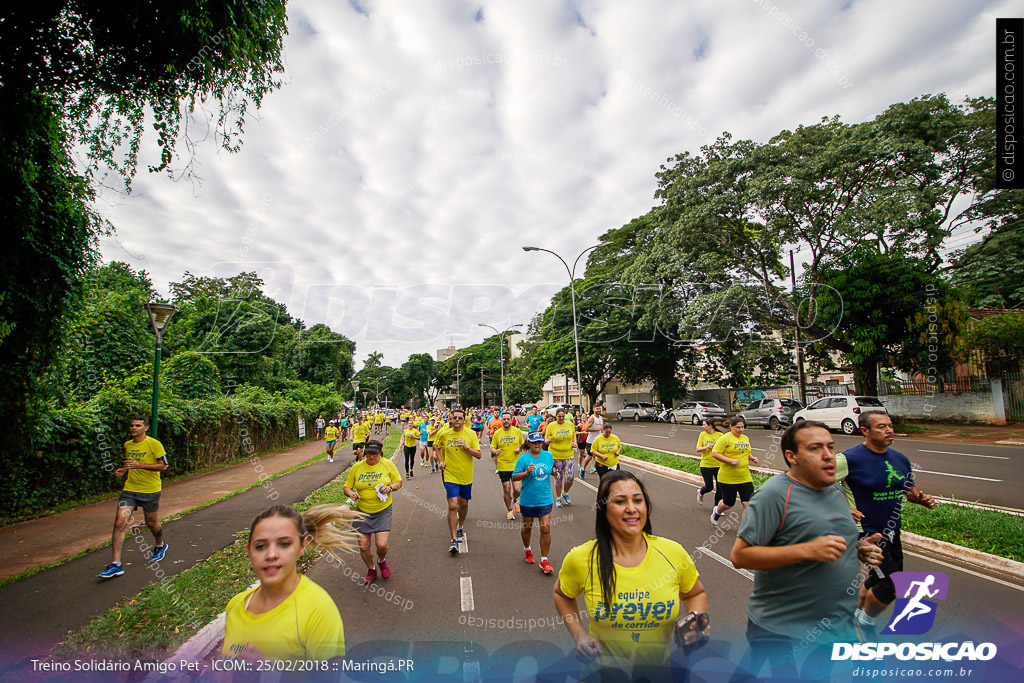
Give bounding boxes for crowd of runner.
[99,401,937,679]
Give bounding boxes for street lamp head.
[522,246,538,252]
[143,302,179,338]
[351,380,360,391]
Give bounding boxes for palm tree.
[363,351,384,372]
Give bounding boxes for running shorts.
[118,490,161,514]
[552,458,575,483]
[718,481,754,506]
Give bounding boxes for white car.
[792,396,888,435]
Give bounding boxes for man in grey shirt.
[731,420,883,679]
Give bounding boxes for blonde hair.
[249,504,365,562]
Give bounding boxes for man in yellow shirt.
[490,413,525,519]
[544,409,577,507]
[437,409,481,554]
[352,414,371,462]
[99,416,169,579]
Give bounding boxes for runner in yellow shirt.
[710,416,759,525]
[344,440,402,583]
[490,413,525,519]
[437,409,481,554]
[554,471,709,679]
[695,419,723,506]
[324,421,339,463]
[545,408,577,507]
[99,416,170,579]
[589,423,622,479]
[222,503,361,660]
[351,415,371,462]
[401,421,420,478]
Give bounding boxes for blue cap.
[527,432,544,443]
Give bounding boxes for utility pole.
[790,250,808,405]
[480,366,485,409]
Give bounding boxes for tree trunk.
[853,363,878,396]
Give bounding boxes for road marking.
[695,546,754,581]
[919,449,1009,460]
[644,434,670,439]
[460,576,475,612]
[904,551,1024,593]
[913,469,1002,482]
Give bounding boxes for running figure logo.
[884,461,906,488]
[884,572,949,635]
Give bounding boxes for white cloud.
[96,0,1009,367]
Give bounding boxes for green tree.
[1,1,290,459]
[949,227,1024,309]
[960,311,1024,367]
[401,353,448,407]
[290,324,356,389]
[163,351,222,400]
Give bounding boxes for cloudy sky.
[95,0,1007,367]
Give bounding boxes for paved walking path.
[0,438,328,581]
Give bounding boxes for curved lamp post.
[477,324,523,407]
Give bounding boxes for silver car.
[737,398,805,430]
[616,402,659,421]
[670,401,728,425]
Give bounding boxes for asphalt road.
[316,440,1024,681]
[608,421,1024,510]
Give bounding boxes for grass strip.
[49,430,401,660]
[621,443,1023,563]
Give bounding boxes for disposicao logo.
[884,571,948,635]
[832,572,997,662]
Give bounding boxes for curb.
[163,439,404,664]
[619,453,1024,586]
[995,439,1024,445]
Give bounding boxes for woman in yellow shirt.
[545,408,578,507]
[554,470,709,680]
[695,419,722,507]
[223,503,362,661]
[710,416,759,525]
[343,440,403,584]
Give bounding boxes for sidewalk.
[0,438,329,581]
[898,422,1024,444]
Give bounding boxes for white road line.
[459,534,469,554]
[460,576,475,612]
[644,434,670,439]
[577,478,598,493]
[695,546,754,581]
[913,469,1002,482]
[919,449,1009,460]
[904,551,1024,593]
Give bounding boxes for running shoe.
[524,549,535,564]
[589,467,597,473]
[697,489,704,505]
[579,470,584,480]
[562,494,571,506]
[513,500,520,513]
[150,543,168,562]
[449,539,459,555]
[540,559,554,575]
[379,559,391,579]
[506,510,515,520]
[98,562,124,579]
[409,471,414,478]
[710,510,720,526]
[456,527,465,541]
[364,568,378,584]
[555,498,563,508]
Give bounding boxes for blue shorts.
[520,504,553,519]
[325,440,336,446]
[443,481,473,500]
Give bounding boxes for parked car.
[670,401,728,425]
[616,402,659,421]
[737,398,806,430]
[792,396,888,435]
[544,403,574,417]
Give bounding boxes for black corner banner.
[997,18,1023,189]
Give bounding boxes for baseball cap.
[527,432,545,443]
[364,442,383,453]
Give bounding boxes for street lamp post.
[522,243,610,411]
[455,352,473,407]
[477,324,522,407]
[143,302,179,439]
[351,380,360,413]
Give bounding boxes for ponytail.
[249,504,365,562]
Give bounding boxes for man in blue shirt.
[525,406,545,434]
[512,432,557,574]
[838,411,936,636]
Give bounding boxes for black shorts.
[497,470,514,483]
[718,481,754,506]
[863,531,904,604]
[118,490,161,514]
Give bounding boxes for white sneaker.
[710,510,720,526]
